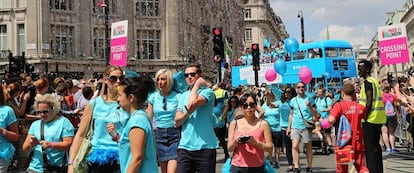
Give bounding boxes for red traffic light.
[213,28,221,36]
[252,44,259,50]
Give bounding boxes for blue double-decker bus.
[282,39,357,90]
[231,39,357,90]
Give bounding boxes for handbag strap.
[295,98,307,121]
[41,121,47,169]
[85,99,97,138]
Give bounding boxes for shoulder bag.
[73,100,96,173]
[296,98,315,130]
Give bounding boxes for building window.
[0,0,10,8]
[135,0,160,17]
[50,0,74,11]
[93,28,105,59]
[245,9,251,19]
[136,30,160,59]
[0,25,7,51]
[245,28,252,41]
[93,0,116,14]
[17,24,25,56]
[51,25,74,58]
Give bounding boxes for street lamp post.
[297,10,304,43]
[104,1,110,65]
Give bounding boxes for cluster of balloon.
[265,69,277,81]
[299,66,312,84]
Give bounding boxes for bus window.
[325,48,338,58]
[340,48,353,58]
[308,48,321,58]
[294,50,306,60]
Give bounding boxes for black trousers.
[362,122,383,173]
[215,126,230,159]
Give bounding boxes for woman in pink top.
[381,83,401,154]
[227,93,273,172]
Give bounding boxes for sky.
[270,0,406,47]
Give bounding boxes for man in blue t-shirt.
[175,64,218,173]
[287,82,318,173]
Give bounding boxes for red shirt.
[329,101,366,150]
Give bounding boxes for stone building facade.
[0,0,287,80]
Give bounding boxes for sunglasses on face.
[296,86,305,89]
[35,110,50,115]
[163,97,167,110]
[184,72,197,78]
[243,102,257,109]
[107,75,125,83]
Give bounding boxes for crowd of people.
[0,60,414,173]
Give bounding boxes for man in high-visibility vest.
[358,60,386,173]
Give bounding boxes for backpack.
[384,100,395,116]
[336,115,352,149]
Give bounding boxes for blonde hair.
[100,65,123,100]
[32,93,61,115]
[155,69,174,93]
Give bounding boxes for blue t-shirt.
[213,99,226,128]
[88,96,129,163]
[279,101,291,128]
[0,106,17,161]
[291,95,315,129]
[315,96,333,118]
[148,91,180,128]
[262,101,281,132]
[177,87,219,151]
[28,117,74,172]
[240,54,253,65]
[119,110,158,173]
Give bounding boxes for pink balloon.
[320,118,331,129]
[299,67,312,84]
[265,69,277,81]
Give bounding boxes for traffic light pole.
[104,1,110,65]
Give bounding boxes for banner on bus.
[110,20,128,67]
[231,63,282,86]
[377,23,409,65]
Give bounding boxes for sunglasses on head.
[296,86,305,89]
[184,72,197,78]
[243,102,257,109]
[35,110,50,115]
[163,97,167,110]
[107,75,125,83]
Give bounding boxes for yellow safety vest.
[359,77,386,124]
[214,88,227,100]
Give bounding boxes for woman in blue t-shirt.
[22,94,74,173]
[0,87,19,172]
[68,66,129,173]
[109,75,158,173]
[146,69,181,173]
[279,87,296,172]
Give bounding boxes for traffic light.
[212,28,224,63]
[26,64,34,74]
[252,44,260,71]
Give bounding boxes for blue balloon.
[284,37,299,54]
[274,59,287,74]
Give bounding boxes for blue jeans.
[177,149,216,173]
[155,127,181,161]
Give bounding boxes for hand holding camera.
[237,135,252,144]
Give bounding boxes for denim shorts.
[155,127,181,161]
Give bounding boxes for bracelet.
[1,129,7,137]
[68,159,74,165]
[50,142,56,148]
[194,82,200,88]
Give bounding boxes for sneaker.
[306,167,313,172]
[273,161,280,168]
[392,148,400,153]
[385,148,392,154]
